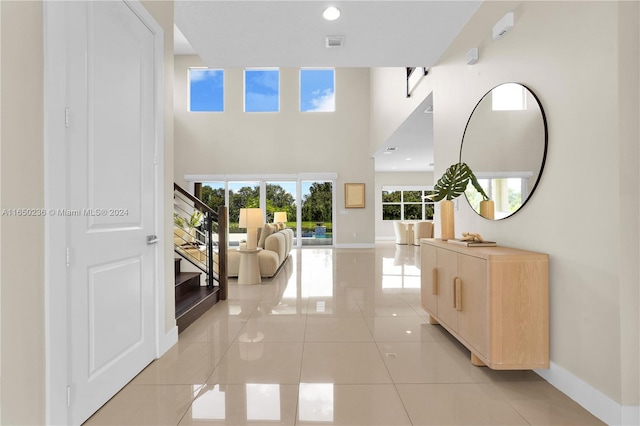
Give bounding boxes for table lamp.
[273,212,287,227]
[239,208,263,250]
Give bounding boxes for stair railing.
[173,183,228,300]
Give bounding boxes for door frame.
[43,1,169,424]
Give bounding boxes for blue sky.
[245,69,280,112]
[189,69,223,112]
[190,68,335,113]
[300,69,335,112]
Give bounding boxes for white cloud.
[190,69,221,83]
[247,70,279,92]
[307,89,335,112]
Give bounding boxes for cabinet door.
[457,254,489,358]
[420,243,438,315]
[436,248,458,331]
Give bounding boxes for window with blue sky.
[244,69,280,112]
[189,68,224,112]
[300,69,335,112]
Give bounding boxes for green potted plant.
[174,211,204,246]
[429,162,490,239]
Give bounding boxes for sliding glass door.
[228,181,260,246]
[266,181,297,244]
[301,181,333,246]
[192,175,335,247]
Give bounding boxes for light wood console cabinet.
[420,238,549,370]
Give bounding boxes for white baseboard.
[334,243,376,249]
[536,362,639,425]
[157,325,178,358]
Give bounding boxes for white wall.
[617,0,640,416]
[0,2,45,424]
[174,58,375,246]
[370,67,434,155]
[372,1,639,423]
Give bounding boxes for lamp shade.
[239,208,263,228]
[273,212,287,223]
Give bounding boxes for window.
[189,68,224,112]
[244,69,280,112]
[382,187,435,221]
[193,174,336,248]
[300,68,335,112]
[196,182,225,213]
[492,83,526,111]
[465,174,531,219]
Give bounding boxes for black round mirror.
[460,83,548,220]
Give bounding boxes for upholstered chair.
[413,221,434,245]
[394,221,408,244]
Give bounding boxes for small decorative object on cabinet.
[420,238,549,370]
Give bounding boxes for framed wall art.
[345,183,365,208]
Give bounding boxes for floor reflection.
[84,242,604,426]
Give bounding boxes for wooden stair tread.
[175,272,201,287]
[175,286,220,332]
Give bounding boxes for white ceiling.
[174,0,482,171]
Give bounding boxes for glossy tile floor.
[85,243,604,426]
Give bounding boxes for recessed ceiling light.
[323,6,341,21]
[406,157,412,161]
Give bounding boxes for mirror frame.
[459,82,548,220]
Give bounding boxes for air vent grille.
[385,147,397,152]
[325,36,344,48]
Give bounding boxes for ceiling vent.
[385,147,397,152]
[325,36,344,48]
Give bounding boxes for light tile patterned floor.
[85,243,604,425]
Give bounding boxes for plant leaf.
[468,169,489,201]
[431,163,474,201]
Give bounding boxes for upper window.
[300,69,335,112]
[492,83,526,111]
[244,69,280,112]
[189,68,224,112]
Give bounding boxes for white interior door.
[66,2,158,423]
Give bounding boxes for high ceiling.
[174,0,482,171]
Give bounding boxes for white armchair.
[393,221,408,244]
[412,221,434,245]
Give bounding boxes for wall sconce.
[239,208,264,250]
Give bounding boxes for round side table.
[237,248,262,285]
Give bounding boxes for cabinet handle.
[432,268,438,295]
[455,277,462,311]
[452,277,457,308]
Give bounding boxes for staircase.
[174,184,228,333]
[174,258,218,331]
